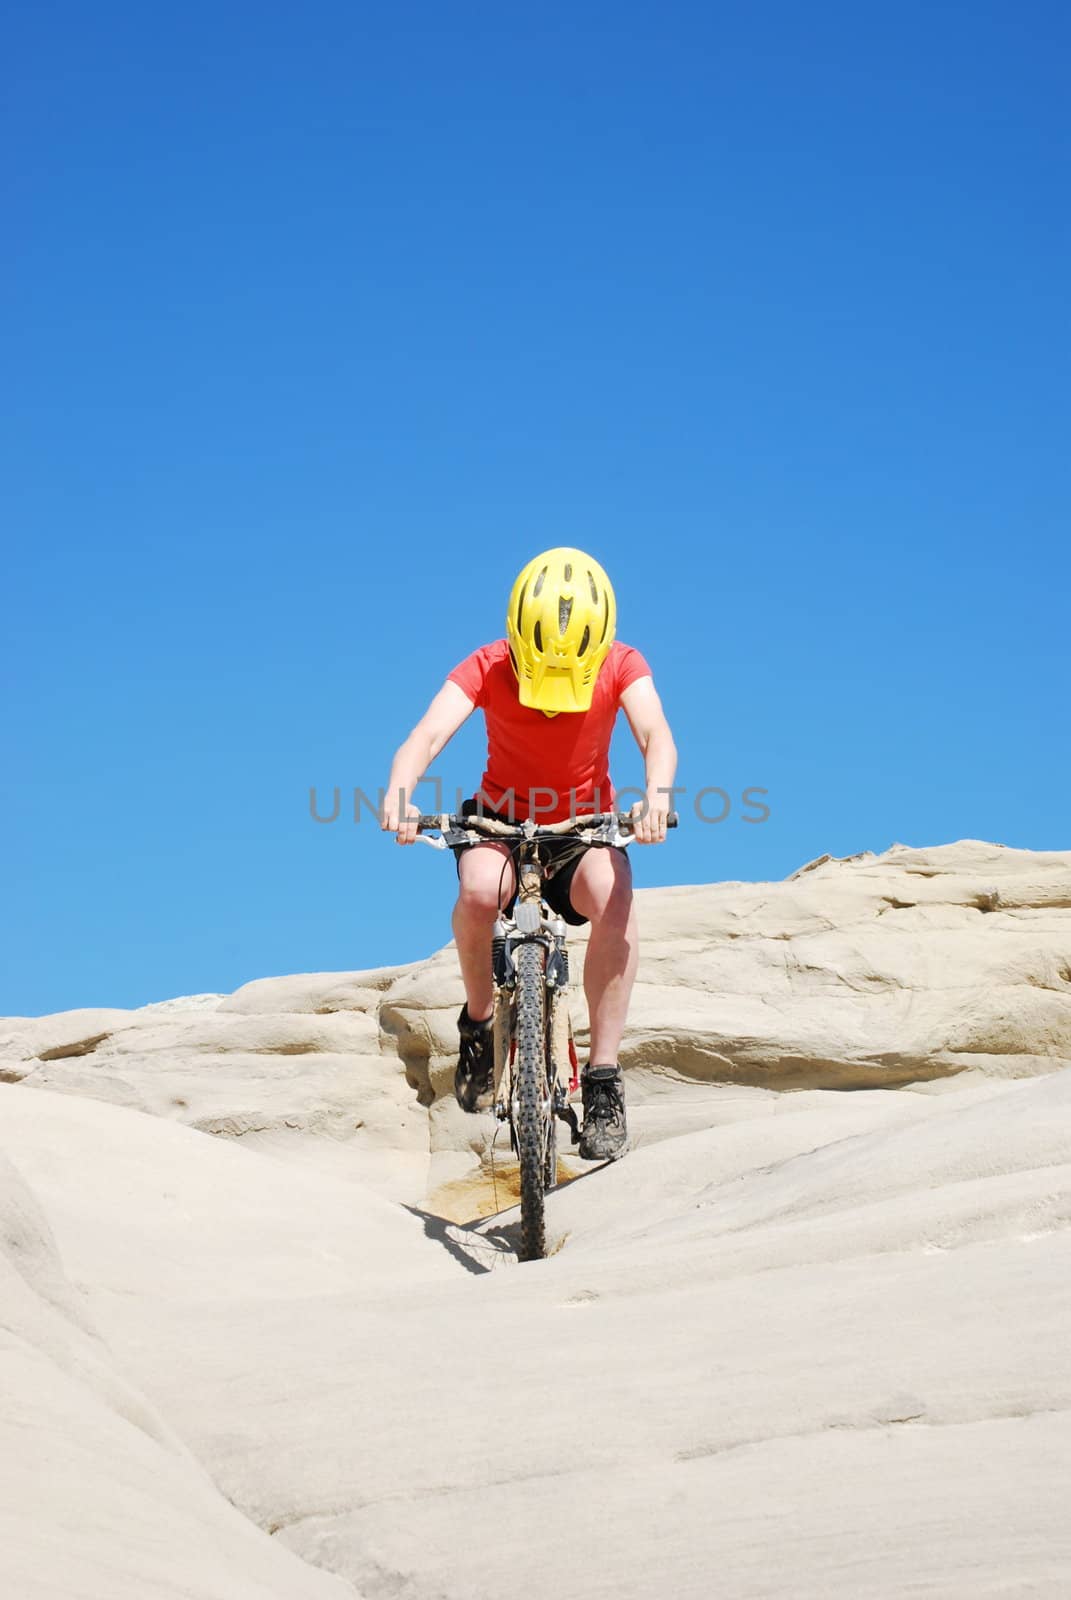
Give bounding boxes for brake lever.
[576,822,635,849]
[417,826,482,850]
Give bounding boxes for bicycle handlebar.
[415,810,679,837]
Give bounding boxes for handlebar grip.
[417,815,446,830]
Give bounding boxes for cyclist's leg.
[568,847,637,1064]
[452,842,516,1022]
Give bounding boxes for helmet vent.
[563,562,572,581]
[577,625,590,657]
[559,597,572,634]
[532,567,547,598]
[516,583,528,631]
[600,596,610,642]
[533,621,543,652]
[588,571,599,604]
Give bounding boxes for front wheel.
[514,939,550,1261]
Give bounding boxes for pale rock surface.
[6,840,1071,1184]
[2,839,1070,1598]
[0,1137,356,1600]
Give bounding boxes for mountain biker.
[382,546,677,1161]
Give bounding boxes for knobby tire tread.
[515,940,548,1262]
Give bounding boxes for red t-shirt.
[447,639,652,821]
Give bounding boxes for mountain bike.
[416,809,677,1262]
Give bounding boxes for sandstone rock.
[0,1131,355,1600]
[0,1007,138,1073]
[220,967,410,1017]
[2,1065,1067,1599]
[2,839,1070,1598]
[3,842,1070,1192]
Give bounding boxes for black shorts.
[450,798,626,928]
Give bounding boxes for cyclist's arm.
[619,675,678,844]
[384,681,476,842]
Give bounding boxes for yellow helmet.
[506,547,617,714]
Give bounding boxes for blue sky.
[4,1,1068,1015]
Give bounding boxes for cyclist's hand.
[630,793,670,845]
[382,796,422,845]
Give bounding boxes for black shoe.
[454,1005,494,1113]
[578,1064,628,1160]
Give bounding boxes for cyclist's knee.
[457,853,514,917]
[572,850,633,923]
[456,881,503,918]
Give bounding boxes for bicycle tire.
[514,939,549,1262]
